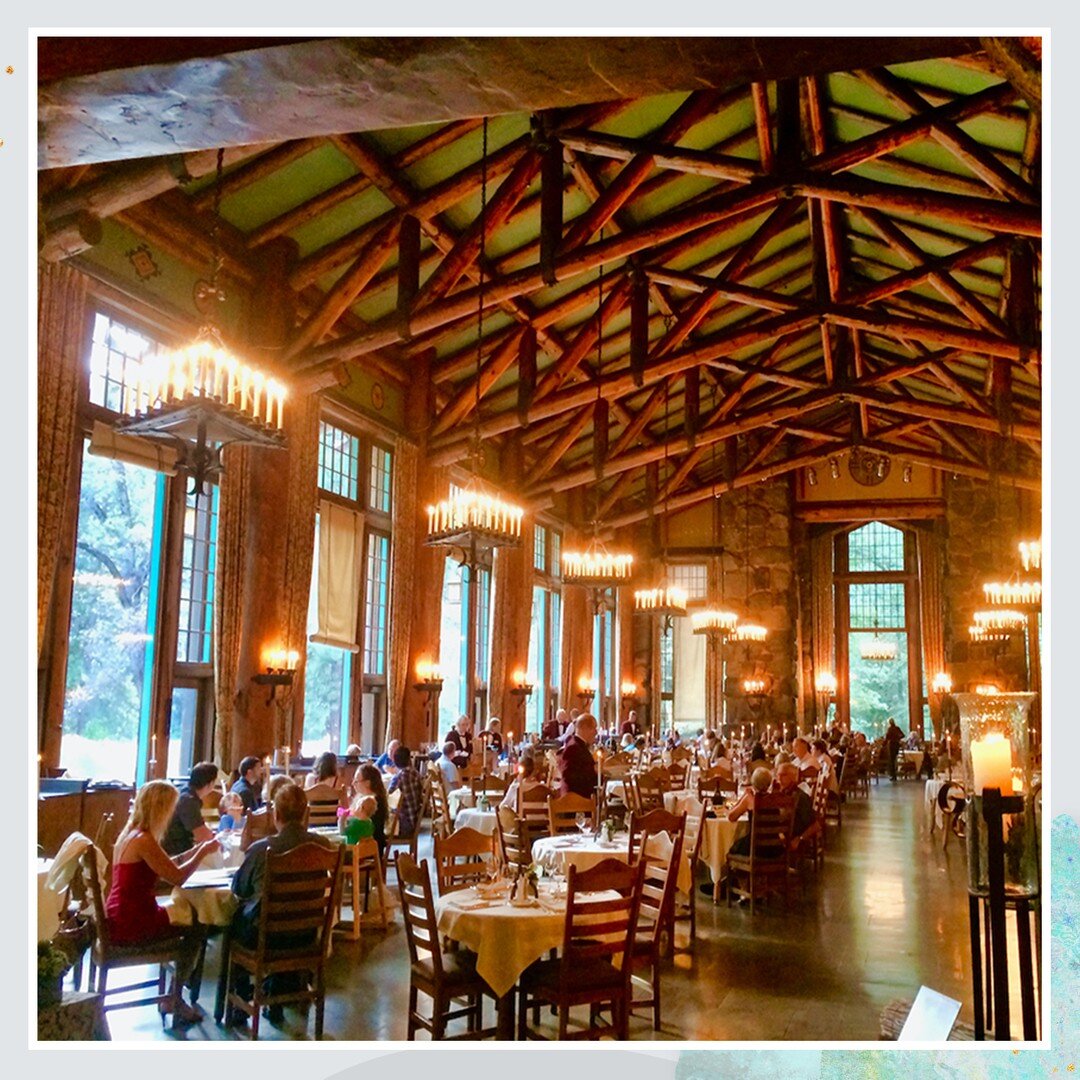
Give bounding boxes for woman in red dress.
[107,780,221,1024]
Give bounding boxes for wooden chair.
[240,806,275,853]
[469,772,508,797]
[336,836,390,940]
[627,823,684,1029]
[304,783,343,828]
[517,783,553,833]
[225,841,342,1039]
[726,793,796,914]
[385,786,427,883]
[808,774,829,869]
[826,757,845,827]
[428,772,453,839]
[627,808,686,955]
[200,788,223,827]
[547,793,596,836]
[632,769,666,813]
[670,745,694,767]
[517,857,645,1040]
[697,769,738,804]
[673,808,705,945]
[434,827,497,896]
[664,762,689,791]
[396,853,497,1040]
[496,805,534,870]
[77,848,189,1029]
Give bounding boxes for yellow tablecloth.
[531,833,692,895]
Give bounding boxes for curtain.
[311,499,364,650]
[386,437,419,744]
[213,444,251,773]
[918,526,946,737]
[704,555,723,731]
[37,261,87,658]
[674,614,707,727]
[488,522,534,727]
[810,531,835,727]
[279,396,320,748]
[87,420,179,475]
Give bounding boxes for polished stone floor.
[102,780,992,1042]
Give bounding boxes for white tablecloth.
[37,858,62,941]
[924,779,947,834]
[448,788,475,818]
[698,816,747,885]
[167,868,238,927]
[531,832,692,895]
[435,887,568,997]
[456,808,498,836]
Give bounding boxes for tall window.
[667,562,707,734]
[87,311,162,413]
[525,525,563,731]
[176,484,218,665]
[63,447,165,781]
[836,521,922,737]
[304,418,393,755]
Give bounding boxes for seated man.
[163,760,219,856]
[375,739,400,771]
[790,736,814,770]
[557,712,598,799]
[772,761,817,849]
[619,710,640,738]
[231,755,265,815]
[227,782,335,1024]
[386,745,424,838]
[541,708,566,742]
[435,741,462,791]
[446,716,473,770]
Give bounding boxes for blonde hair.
[267,774,295,803]
[116,780,180,849]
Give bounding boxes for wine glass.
[575,813,589,835]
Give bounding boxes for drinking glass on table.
[576,813,589,834]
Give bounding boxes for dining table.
[698,814,748,902]
[456,808,498,835]
[531,830,693,895]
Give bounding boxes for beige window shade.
[673,614,706,725]
[87,420,179,475]
[309,500,363,653]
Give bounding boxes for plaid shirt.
[387,766,424,837]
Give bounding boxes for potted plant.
[37,941,70,1008]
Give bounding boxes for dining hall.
[34,34,1043,1043]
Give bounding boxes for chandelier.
[1018,539,1041,572]
[734,622,767,642]
[815,672,837,694]
[692,609,740,638]
[742,677,767,696]
[634,585,688,617]
[982,578,1041,608]
[968,624,1014,644]
[860,624,898,661]
[562,538,634,586]
[425,118,524,562]
[973,609,1026,631]
[115,150,286,489]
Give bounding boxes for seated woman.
[725,766,775,854]
[304,751,342,791]
[106,780,222,1024]
[500,752,549,811]
[349,763,390,859]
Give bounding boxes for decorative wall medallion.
[370,382,385,411]
[847,446,891,486]
[126,243,160,281]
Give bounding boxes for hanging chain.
[209,147,225,301]
[473,118,489,473]
[593,230,604,528]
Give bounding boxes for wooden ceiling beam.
[751,82,774,172]
[524,406,595,487]
[846,388,1039,440]
[189,137,324,210]
[429,328,525,437]
[862,438,1040,490]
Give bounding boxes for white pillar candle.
[971,732,1013,793]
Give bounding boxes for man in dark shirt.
[772,762,816,838]
[884,718,903,781]
[163,761,219,856]
[557,712,598,799]
[387,745,424,837]
[227,783,336,1025]
[619,710,639,738]
[231,755,265,814]
[445,716,473,770]
[542,708,566,742]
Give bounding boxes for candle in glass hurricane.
[971,732,1013,793]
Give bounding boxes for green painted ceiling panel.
[288,185,397,258]
[402,114,530,192]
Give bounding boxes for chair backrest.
[671,745,694,765]
[496,805,533,869]
[634,769,666,812]
[200,787,222,826]
[470,772,508,796]
[638,820,684,945]
[92,812,117,861]
[241,805,275,852]
[255,841,342,960]
[305,783,344,827]
[698,769,738,803]
[683,809,705,867]
[548,792,595,836]
[434,827,496,895]
[390,781,428,842]
[664,762,689,791]
[748,793,795,862]
[427,772,452,838]
[811,773,829,818]
[628,807,686,863]
[517,783,553,829]
[78,847,110,950]
[396,853,445,978]
[561,858,645,986]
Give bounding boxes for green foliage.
[63,452,158,742]
[848,632,910,738]
[303,643,349,750]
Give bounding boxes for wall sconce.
[413,658,444,745]
[806,466,818,487]
[932,672,953,695]
[903,463,913,484]
[577,675,597,708]
[620,680,640,714]
[814,672,837,695]
[509,667,534,719]
[829,457,840,480]
[742,677,768,697]
[252,648,300,704]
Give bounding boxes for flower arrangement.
[38,940,70,1008]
